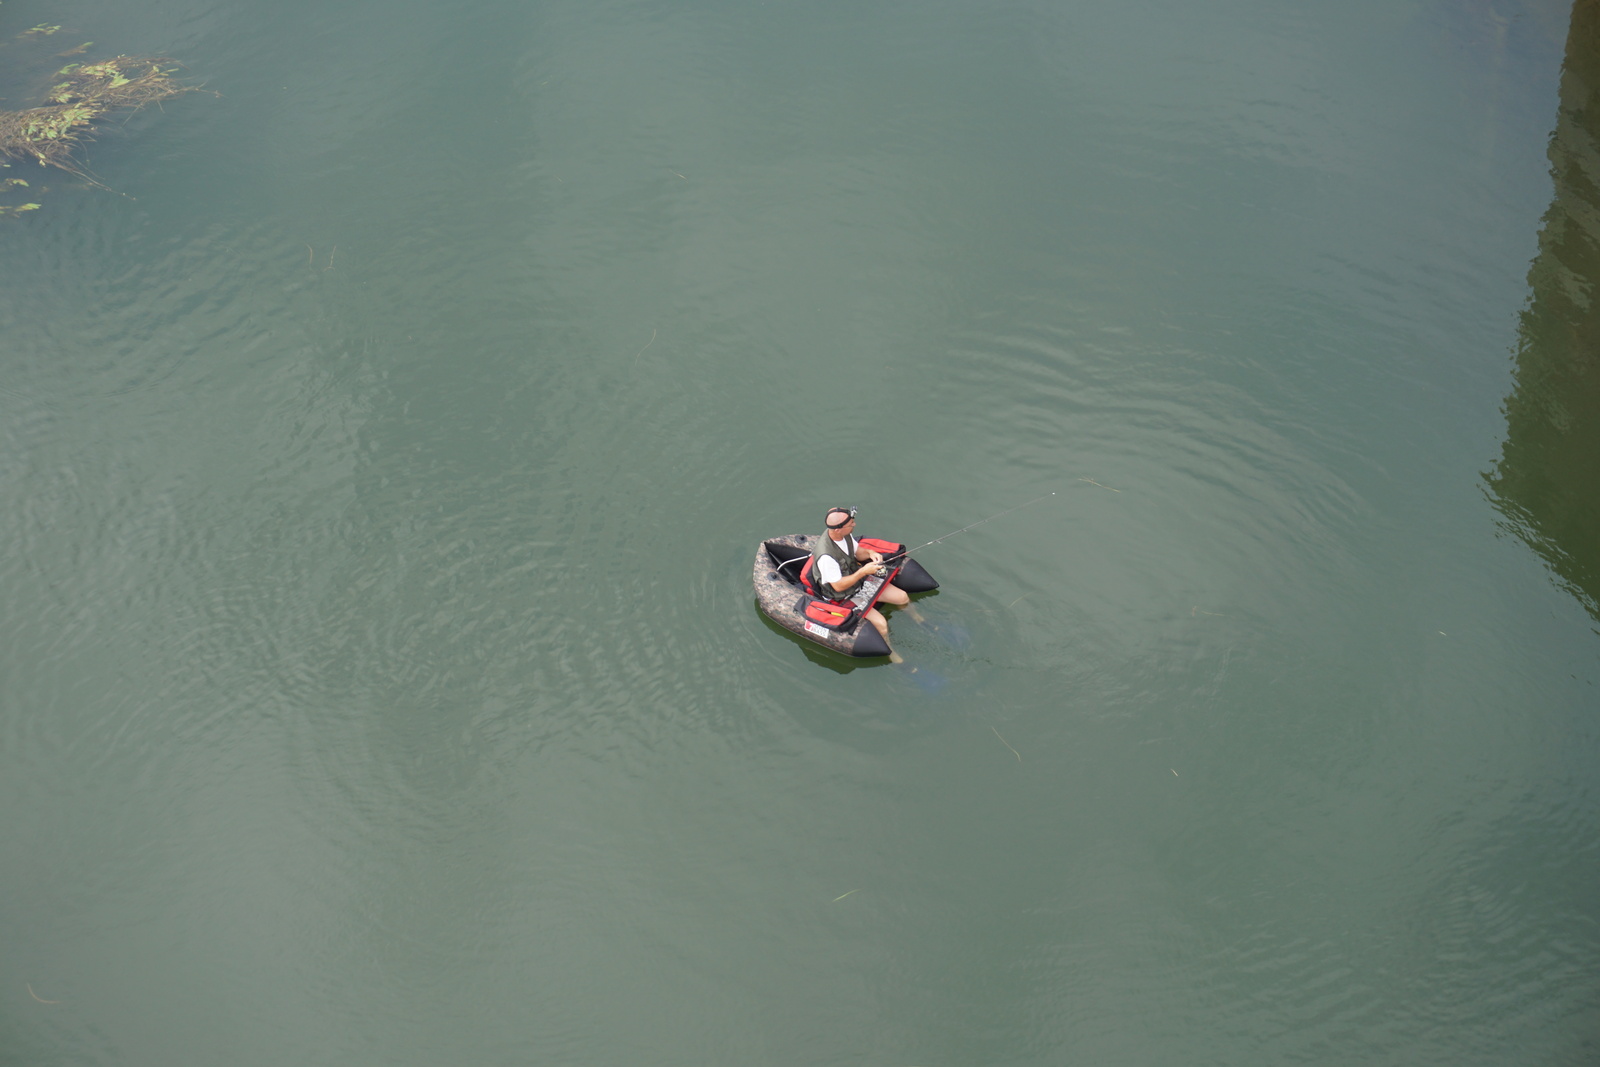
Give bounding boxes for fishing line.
[777,492,1055,577]
[890,492,1057,559]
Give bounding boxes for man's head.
[825,506,857,535]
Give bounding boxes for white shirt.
[814,534,857,591]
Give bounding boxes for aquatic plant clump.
[0,55,197,205]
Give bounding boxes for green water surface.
[2,0,1596,1064]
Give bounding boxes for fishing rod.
[885,492,1056,561]
[775,492,1057,579]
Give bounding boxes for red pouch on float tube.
[798,597,860,631]
[858,538,904,559]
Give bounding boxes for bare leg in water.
[862,606,903,664]
[876,582,924,624]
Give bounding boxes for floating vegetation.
[0,47,205,216]
[1,56,196,176]
[1,177,38,213]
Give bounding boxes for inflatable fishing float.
[753,534,939,657]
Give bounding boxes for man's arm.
[822,556,884,596]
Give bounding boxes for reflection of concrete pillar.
[1487,0,1600,620]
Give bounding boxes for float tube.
[753,534,940,657]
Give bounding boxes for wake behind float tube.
[752,534,939,657]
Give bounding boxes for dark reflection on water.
[1488,0,1600,623]
[755,608,863,675]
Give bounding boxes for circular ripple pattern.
[2,1,1596,1066]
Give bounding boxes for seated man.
[810,506,921,660]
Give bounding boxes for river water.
[3,0,1596,1064]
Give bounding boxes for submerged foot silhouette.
[897,662,949,693]
[918,617,971,652]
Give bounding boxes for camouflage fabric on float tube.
[752,534,938,658]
